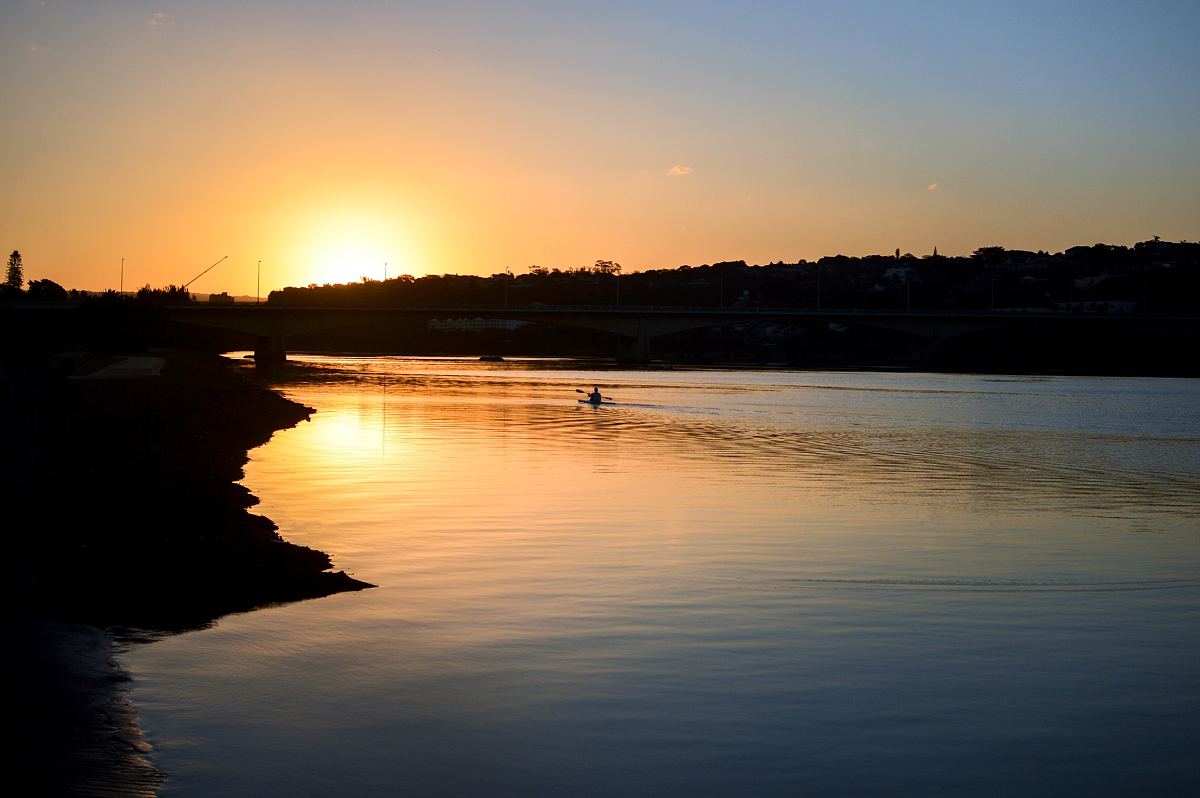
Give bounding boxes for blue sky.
[2,1,1197,291]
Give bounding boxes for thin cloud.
[147,11,176,28]
[667,165,693,177]
[27,42,46,53]
[927,181,940,192]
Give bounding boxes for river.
[124,357,1200,796]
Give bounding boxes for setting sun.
[291,209,420,287]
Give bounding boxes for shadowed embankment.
[3,350,372,794]
[7,349,371,626]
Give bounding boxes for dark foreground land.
[2,350,371,794]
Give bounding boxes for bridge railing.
[163,303,1177,320]
[8,300,1193,320]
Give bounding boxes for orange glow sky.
[2,2,1198,296]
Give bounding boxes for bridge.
[159,303,1196,365]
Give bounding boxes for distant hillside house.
[1054,300,1140,314]
[428,318,527,332]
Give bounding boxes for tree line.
[3,239,1198,314]
[267,240,1199,314]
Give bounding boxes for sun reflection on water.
[127,359,1200,796]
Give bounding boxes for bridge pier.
[615,323,651,364]
[253,330,288,369]
[909,331,945,368]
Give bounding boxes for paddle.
[575,389,612,402]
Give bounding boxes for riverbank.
[4,349,372,793]
[8,349,372,625]
[8,619,162,796]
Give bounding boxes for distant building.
[996,250,1044,272]
[428,318,527,332]
[1053,300,1139,314]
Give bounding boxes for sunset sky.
[3,1,1198,296]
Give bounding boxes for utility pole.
[120,258,124,294]
[257,260,261,304]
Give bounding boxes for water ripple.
[783,577,1200,593]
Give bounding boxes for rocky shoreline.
[4,350,372,793]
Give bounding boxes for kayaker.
[588,386,602,404]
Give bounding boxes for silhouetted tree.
[136,283,192,302]
[971,246,1006,266]
[5,250,23,290]
[27,278,68,301]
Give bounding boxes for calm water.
[125,358,1200,796]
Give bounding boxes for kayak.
[576,388,613,405]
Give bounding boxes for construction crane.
[183,255,229,290]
